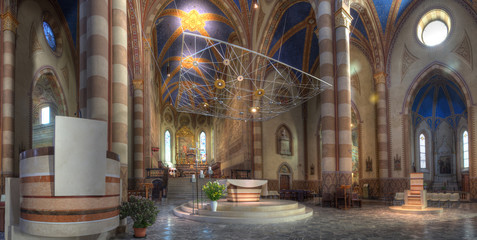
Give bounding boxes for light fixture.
[214,79,225,89]
[254,89,265,97]
[176,32,332,121]
[254,0,259,9]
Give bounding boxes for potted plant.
[202,181,226,211]
[120,195,160,238]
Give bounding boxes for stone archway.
[278,163,293,190]
[404,64,470,191]
[31,68,67,148]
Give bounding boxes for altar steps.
[173,199,313,224]
[167,177,217,199]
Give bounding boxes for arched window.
[165,130,171,165]
[43,21,56,51]
[419,134,426,168]
[463,131,469,168]
[41,106,50,124]
[200,132,206,162]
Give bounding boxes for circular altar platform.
[173,199,313,224]
[389,206,443,214]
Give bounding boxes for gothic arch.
[277,162,293,190]
[403,62,472,182]
[402,63,473,115]
[30,67,68,148]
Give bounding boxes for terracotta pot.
[134,227,147,238]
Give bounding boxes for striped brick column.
[86,0,109,121]
[318,0,337,194]
[133,79,144,184]
[253,121,263,179]
[374,72,388,179]
[79,0,88,116]
[335,5,353,186]
[1,11,18,183]
[112,0,128,202]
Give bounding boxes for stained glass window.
[43,21,56,51]
[200,132,206,162]
[419,134,426,168]
[463,131,469,168]
[165,130,171,165]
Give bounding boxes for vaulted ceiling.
[154,0,319,105]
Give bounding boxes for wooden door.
[280,175,290,190]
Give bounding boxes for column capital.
[373,72,387,85]
[132,79,144,90]
[1,11,18,33]
[335,8,352,29]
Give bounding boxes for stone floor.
[113,199,477,240]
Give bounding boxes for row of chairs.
[393,192,460,208]
[427,192,460,207]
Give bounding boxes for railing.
[145,168,166,179]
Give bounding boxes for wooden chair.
[335,188,349,209]
[351,193,362,208]
[321,193,334,208]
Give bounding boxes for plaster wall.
[350,46,378,180]
[262,105,304,181]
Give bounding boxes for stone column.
[133,79,144,185]
[1,11,18,186]
[374,72,388,179]
[112,0,128,202]
[86,0,109,121]
[79,0,87,116]
[335,4,353,185]
[253,121,263,179]
[469,106,477,199]
[318,0,336,194]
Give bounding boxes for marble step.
[173,204,313,224]
[179,203,306,218]
[184,200,299,212]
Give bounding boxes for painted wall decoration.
[366,156,372,172]
[438,156,451,174]
[276,126,292,156]
[394,154,401,170]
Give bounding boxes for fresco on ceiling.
[267,2,319,73]
[411,76,467,130]
[156,0,235,105]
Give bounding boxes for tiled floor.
[113,199,477,240]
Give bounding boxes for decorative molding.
[453,31,473,69]
[401,45,418,81]
[1,11,18,33]
[351,70,361,95]
[30,25,42,53]
[373,72,386,85]
[61,66,69,90]
[132,79,144,90]
[335,8,353,29]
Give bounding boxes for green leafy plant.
[202,181,226,201]
[120,196,160,228]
